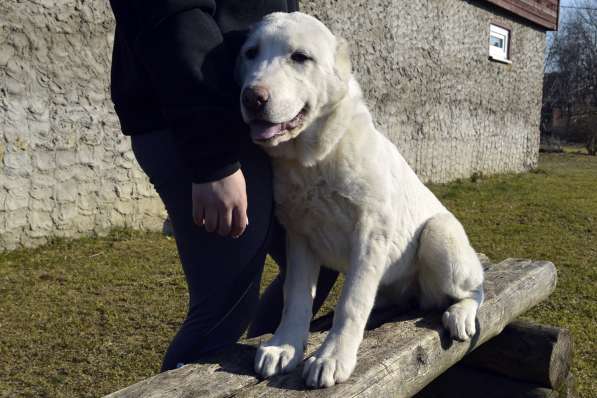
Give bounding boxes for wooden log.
[415,366,579,398]
[414,365,560,398]
[461,321,572,389]
[105,258,556,398]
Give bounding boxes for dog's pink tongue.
[250,122,283,141]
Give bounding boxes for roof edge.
[482,0,560,30]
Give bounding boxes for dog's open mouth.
[249,106,307,142]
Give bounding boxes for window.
[489,24,511,64]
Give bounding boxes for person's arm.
[110,0,249,237]
[109,0,242,183]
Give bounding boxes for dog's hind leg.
[417,213,484,341]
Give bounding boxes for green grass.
[0,231,185,398]
[562,144,589,155]
[0,153,595,397]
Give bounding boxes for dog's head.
[237,12,351,148]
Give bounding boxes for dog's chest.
[273,163,357,269]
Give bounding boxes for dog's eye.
[290,51,312,64]
[245,46,259,60]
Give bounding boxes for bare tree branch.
[542,0,597,154]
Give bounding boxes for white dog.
[237,12,484,388]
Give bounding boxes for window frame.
[489,24,512,64]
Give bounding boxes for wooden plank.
[483,0,559,30]
[461,321,572,389]
[103,343,262,398]
[105,258,556,398]
[231,259,557,398]
[517,0,559,17]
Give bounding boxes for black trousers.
[130,130,337,371]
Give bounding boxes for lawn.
[0,153,595,397]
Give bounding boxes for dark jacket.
[109,0,299,183]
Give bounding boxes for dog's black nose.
[242,85,270,112]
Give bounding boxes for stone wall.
[0,0,165,251]
[0,0,546,250]
[301,0,545,182]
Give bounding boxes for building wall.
[301,0,546,183]
[0,0,546,250]
[0,1,165,250]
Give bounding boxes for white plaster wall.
[0,0,545,250]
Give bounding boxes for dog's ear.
[334,36,351,81]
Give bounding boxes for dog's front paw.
[442,300,477,341]
[255,341,303,378]
[302,351,356,388]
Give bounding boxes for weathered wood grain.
[461,321,572,389]
[105,258,556,398]
[103,343,261,398]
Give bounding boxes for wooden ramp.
[106,258,557,398]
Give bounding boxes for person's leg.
[131,130,274,371]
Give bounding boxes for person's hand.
[192,169,249,238]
